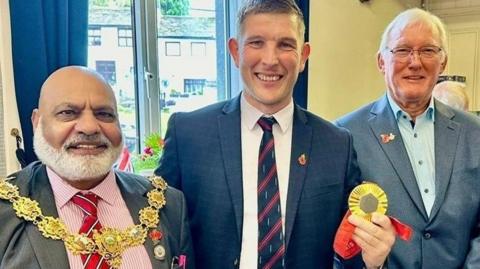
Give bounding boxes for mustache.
[63,133,112,149]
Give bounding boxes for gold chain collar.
[0,175,168,269]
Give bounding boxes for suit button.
[233,258,239,267]
[423,232,432,239]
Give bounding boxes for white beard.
[33,120,123,181]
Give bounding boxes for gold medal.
[348,182,388,221]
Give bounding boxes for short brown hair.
[236,0,306,42]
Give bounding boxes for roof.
[88,7,216,38]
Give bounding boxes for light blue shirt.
[387,93,436,216]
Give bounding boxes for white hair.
[33,119,123,181]
[379,8,448,55]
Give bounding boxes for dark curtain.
[9,0,88,164]
[293,0,309,108]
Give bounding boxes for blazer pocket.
[302,182,343,199]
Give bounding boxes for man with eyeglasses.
[336,8,480,269]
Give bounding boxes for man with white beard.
[0,66,194,269]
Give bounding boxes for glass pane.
[88,0,137,153]
[156,0,225,137]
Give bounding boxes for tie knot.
[258,117,276,132]
[72,192,99,216]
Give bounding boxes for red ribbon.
[333,210,413,259]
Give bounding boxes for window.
[88,0,239,157]
[191,42,206,56]
[184,79,206,94]
[88,26,101,46]
[118,27,133,47]
[95,61,116,84]
[165,42,181,56]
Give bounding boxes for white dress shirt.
[239,94,293,269]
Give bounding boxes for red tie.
[71,192,110,269]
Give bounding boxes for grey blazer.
[336,94,480,269]
[0,162,194,269]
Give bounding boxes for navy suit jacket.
[337,95,480,269]
[0,162,194,269]
[156,96,363,268]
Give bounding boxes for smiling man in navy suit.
[156,0,395,268]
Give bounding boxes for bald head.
[38,66,116,112]
[433,81,469,111]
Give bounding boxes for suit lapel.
[284,106,312,249]
[368,96,428,220]
[218,96,244,242]
[116,172,167,268]
[24,165,70,269]
[429,101,459,220]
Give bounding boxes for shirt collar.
[47,167,118,208]
[387,91,435,122]
[240,92,294,133]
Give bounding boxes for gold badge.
[154,244,166,260]
[348,182,388,221]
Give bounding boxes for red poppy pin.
[298,154,307,166]
[380,133,395,144]
[149,229,163,243]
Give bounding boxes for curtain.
[293,0,309,108]
[9,0,88,164]
[0,0,22,174]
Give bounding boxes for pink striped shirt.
[47,168,153,269]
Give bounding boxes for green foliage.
[91,0,131,7]
[132,133,164,172]
[159,0,190,16]
[144,132,163,154]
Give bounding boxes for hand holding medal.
[348,182,388,221]
[334,182,413,264]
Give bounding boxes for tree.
[159,0,190,16]
[91,0,131,8]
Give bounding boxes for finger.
[371,213,394,231]
[352,222,382,247]
[348,214,383,238]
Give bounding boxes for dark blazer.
[336,94,480,269]
[0,162,194,269]
[156,95,363,268]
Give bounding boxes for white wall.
[308,0,420,120]
[0,0,22,175]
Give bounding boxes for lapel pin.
[149,229,163,244]
[298,154,307,166]
[380,133,395,144]
[154,244,166,260]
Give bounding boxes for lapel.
[429,101,460,221]
[284,106,312,249]
[368,95,428,220]
[116,172,167,268]
[217,95,244,242]
[23,164,70,269]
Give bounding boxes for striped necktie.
[71,192,110,269]
[257,117,285,269]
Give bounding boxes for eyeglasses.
[388,46,443,62]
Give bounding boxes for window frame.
[88,26,102,46]
[118,26,133,47]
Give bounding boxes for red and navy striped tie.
[257,117,285,269]
[71,192,110,269]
